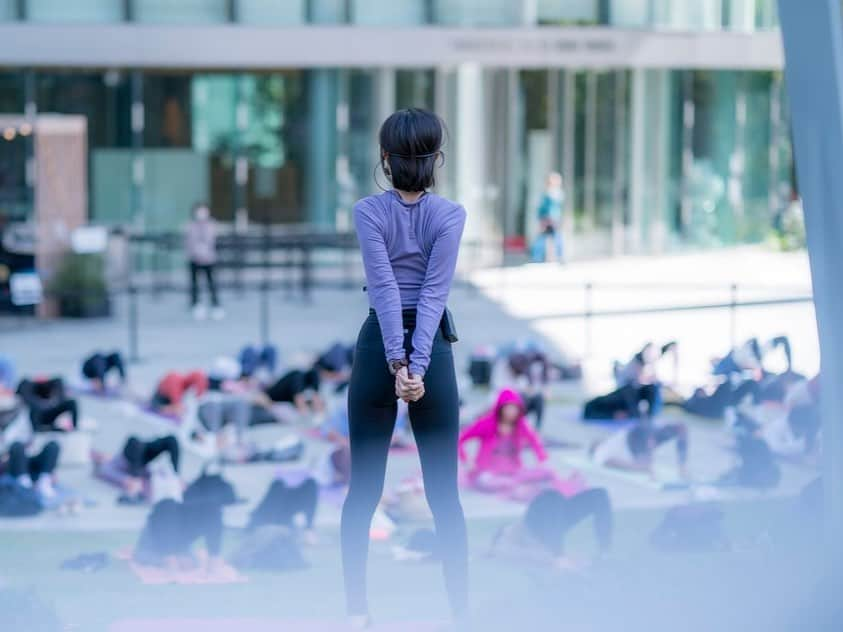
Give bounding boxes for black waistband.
[369,308,419,327]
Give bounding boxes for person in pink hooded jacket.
[459,389,584,501]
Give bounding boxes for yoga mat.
[558,452,689,492]
[110,619,444,632]
[116,549,248,585]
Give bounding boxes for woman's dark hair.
[379,108,444,192]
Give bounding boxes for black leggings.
[684,380,759,419]
[123,435,180,477]
[30,399,78,432]
[524,488,613,555]
[341,311,468,617]
[82,351,126,383]
[189,262,219,307]
[7,441,60,481]
[522,392,545,430]
[248,478,318,531]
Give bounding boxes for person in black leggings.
[122,435,180,477]
[6,441,60,483]
[343,312,467,619]
[491,488,613,567]
[16,378,78,432]
[248,477,319,533]
[81,351,126,391]
[342,108,468,628]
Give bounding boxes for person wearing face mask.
[185,202,223,321]
[531,172,566,263]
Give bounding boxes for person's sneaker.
[348,614,371,630]
[16,474,33,489]
[211,307,225,321]
[192,304,207,320]
[36,476,57,500]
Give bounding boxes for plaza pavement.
[0,245,820,533]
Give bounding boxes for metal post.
[260,215,270,346]
[128,71,144,363]
[778,0,843,576]
[584,282,594,358]
[729,283,738,348]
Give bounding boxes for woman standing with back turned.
[341,109,469,629]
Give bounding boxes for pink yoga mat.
[110,618,443,632]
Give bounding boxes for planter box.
[58,294,111,319]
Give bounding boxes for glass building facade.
[0,0,791,260]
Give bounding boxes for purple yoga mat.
[110,618,442,632]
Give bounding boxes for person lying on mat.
[81,350,126,393]
[582,383,657,421]
[489,488,612,570]
[590,417,689,480]
[149,371,208,418]
[16,376,79,432]
[259,361,345,419]
[459,389,583,501]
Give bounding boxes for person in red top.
[459,389,584,502]
[150,371,208,417]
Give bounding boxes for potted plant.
[48,252,111,318]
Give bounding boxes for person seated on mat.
[0,402,61,500]
[459,389,583,501]
[590,417,689,480]
[247,475,319,544]
[582,383,658,421]
[149,371,208,418]
[134,470,238,571]
[238,344,279,383]
[16,376,79,432]
[81,350,126,393]
[489,487,613,570]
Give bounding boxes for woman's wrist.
[388,358,409,376]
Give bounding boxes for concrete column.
[680,72,695,238]
[306,70,338,226]
[627,68,647,253]
[611,70,627,256]
[584,71,598,227]
[561,70,576,252]
[454,64,487,256]
[373,68,396,168]
[729,0,757,31]
[778,0,843,574]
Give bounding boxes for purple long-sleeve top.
[354,189,466,378]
